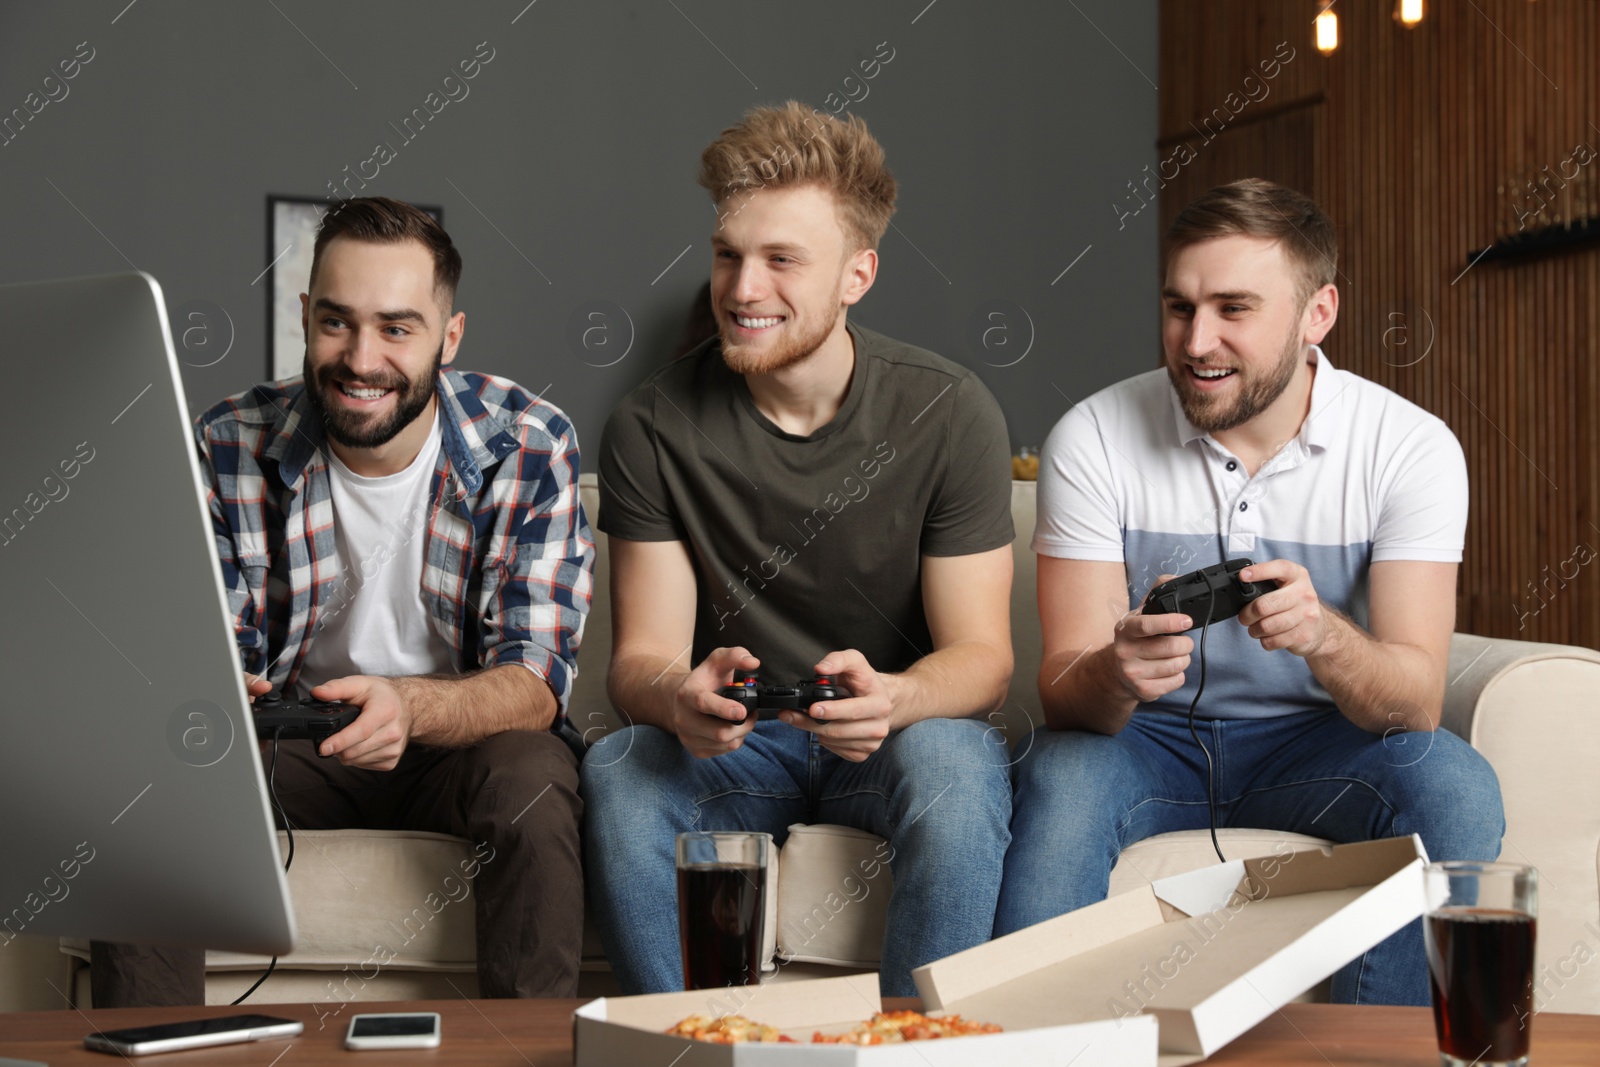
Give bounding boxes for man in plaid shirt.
[92,197,594,1004]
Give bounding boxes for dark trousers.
[91,729,584,1006]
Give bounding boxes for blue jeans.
[580,717,1013,996]
[995,710,1505,1005]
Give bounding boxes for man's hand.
[672,647,761,759]
[1107,575,1196,704]
[308,675,413,770]
[779,649,894,763]
[243,672,272,703]
[1235,559,1329,657]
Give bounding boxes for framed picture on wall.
[265,196,443,381]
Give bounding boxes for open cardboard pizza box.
[913,834,1430,1065]
[572,970,1157,1064]
[572,835,1425,1065]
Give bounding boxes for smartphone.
[345,1012,442,1050]
[84,1014,302,1055]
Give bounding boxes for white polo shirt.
[1034,347,1467,720]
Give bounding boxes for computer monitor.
[0,272,294,956]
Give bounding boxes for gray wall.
[0,0,1158,452]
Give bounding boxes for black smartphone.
[84,1014,303,1055]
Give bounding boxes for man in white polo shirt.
[996,179,1503,1006]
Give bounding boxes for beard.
[1169,326,1303,434]
[303,341,442,450]
[718,303,841,376]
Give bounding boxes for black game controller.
[1142,558,1268,631]
[718,670,853,723]
[252,693,360,756]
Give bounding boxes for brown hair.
[1166,179,1336,304]
[698,101,898,251]
[310,197,462,305]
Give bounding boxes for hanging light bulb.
[1395,0,1425,26]
[1315,5,1339,54]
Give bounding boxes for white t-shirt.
[1034,347,1468,720]
[297,410,456,695]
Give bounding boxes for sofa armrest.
[1442,632,1600,741]
[0,934,74,1011]
[1442,631,1600,1015]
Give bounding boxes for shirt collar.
[1297,345,1343,452]
[436,368,522,495]
[1169,344,1341,452]
[265,367,521,493]
[261,383,324,485]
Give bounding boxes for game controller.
[252,693,360,756]
[1142,558,1267,631]
[718,670,853,723]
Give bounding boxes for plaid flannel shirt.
[194,368,594,723]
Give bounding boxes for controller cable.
[1186,582,1227,864]
[232,727,294,1005]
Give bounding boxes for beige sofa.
[15,477,1600,1015]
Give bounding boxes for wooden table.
[2,999,1594,1064]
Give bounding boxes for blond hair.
[698,101,898,251]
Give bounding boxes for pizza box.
[913,835,1430,1065]
[573,970,1158,1065]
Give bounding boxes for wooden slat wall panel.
[1158,0,1600,648]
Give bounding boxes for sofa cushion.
[1109,829,1333,896]
[774,824,893,967]
[59,830,479,973]
[215,830,477,971]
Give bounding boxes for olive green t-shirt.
[597,323,1014,683]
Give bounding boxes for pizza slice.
[664,1013,796,1044]
[811,1009,1004,1044]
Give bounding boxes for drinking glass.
[676,831,767,990]
[1424,861,1538,1067]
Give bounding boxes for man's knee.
[579,723,676,790]
[881,718,1008,780]
[578,724,691,827]
[856,721,1008,860]
[878,719,1012,814]
[1013,726,1143,804]
[1376,731,1504,858]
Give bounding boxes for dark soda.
[677,863,763,990]
[1427,908,1536,1062]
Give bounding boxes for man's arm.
[309,665,552,769]
[1036,555,1196,733]
[474,417,594,712]
[1237,559,1456,733]
[605,536,761,757]
[889,546,1014,722]
[193,418,270,677]
[779,545,1015,761]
